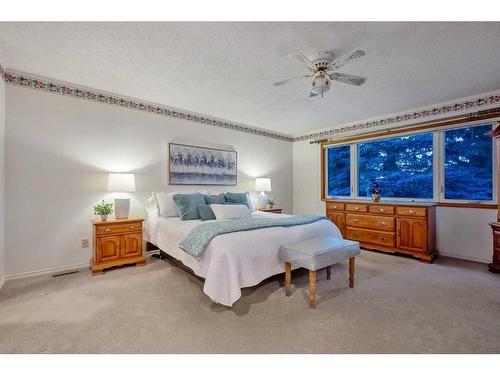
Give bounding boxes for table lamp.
[255,177,272,209]
[108,173,136,219]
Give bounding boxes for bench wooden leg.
[326,265,331,280]
[309,270,316,308]
[285,262,292,297]
[349,257,355,288]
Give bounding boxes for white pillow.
[155,192,179,217]
[246,192,256,212]
[210,204,252,220]
[145,195,159,218]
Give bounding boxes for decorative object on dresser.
[488,122,500,273]
[370,179,381,202]
[255,177,272,209]
[169,143,237,185]
[108,173,136,219]
[90,217,145,275]
[325,200,437,263]
[258,208,283,214]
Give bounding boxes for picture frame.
[169,143,237,185]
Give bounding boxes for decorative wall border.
[2,67,499,144]
[1,69,293,142]
[293,92,500,142]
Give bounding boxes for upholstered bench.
[279,236,361,308]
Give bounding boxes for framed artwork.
[169,143,237,185]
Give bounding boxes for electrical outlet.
[81,239,89,248]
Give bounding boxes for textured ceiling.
[0,22,499,136]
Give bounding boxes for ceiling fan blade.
[330,49,366,70]
[273,75,312,87]
[288,52,315,69]
[329,72,367,86]
[308,90,319,98]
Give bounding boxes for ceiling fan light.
[311,75,330,97]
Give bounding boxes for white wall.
[293,139,496,263]
[4,85,293,277]
[0,75,5,287]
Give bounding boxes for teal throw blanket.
[179,215,327,258]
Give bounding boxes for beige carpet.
[0,251,499,353]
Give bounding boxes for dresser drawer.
[326,202,345,211]
[346,214,395,231]
[396,206,427,217]
[346,228,395,247]
[369,205,395,215]
[346,203,368,213]
[96,221,142,236]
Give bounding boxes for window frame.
[438,122,497,204]
[323,120,497,205]
[324,144,352,198]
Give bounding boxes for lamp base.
[256,193,268,210]
[114,198,130,219]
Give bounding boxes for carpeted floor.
[0,250,499,353]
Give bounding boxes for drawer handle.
[379,221,387,226]
[377,236,387,242]
[104,228,111,232]
[352,234,359,239]
[129,226,136,230]
[351,219,360,223]
[408,210,415,214]
[333,205,338,209]
[378,208,385,212]
[353,207,359,210]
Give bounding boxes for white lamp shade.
[107,173,136,192]
[255,177,272,192]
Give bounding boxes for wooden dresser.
[326,200,437,263]
[90,218,145,275]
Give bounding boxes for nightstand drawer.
[96,222,142,236]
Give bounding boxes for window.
[327,145,350,196]
[324,122,495,204]
[444,124,493,201]
[358,133,433,199]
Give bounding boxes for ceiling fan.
[273,49,367,98]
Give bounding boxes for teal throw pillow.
[197,204,216,221]
[204,193,226,205]
[173,193,205,220]
[224,192,248,208]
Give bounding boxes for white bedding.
[145,211,341,306]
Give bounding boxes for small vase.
[100,214,108,222]
[371,194,381,202]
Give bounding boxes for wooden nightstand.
[90,217,145,275]
[258,208,283,214]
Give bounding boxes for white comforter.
[145,211,341,306]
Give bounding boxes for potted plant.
[93,200,113,221]
[266,197,277,209]
[370,179,381,202]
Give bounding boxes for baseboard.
[5,262,89,281]
[439,252,489,264]
[5,252,158,281]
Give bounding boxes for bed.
[144,197,342,306]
